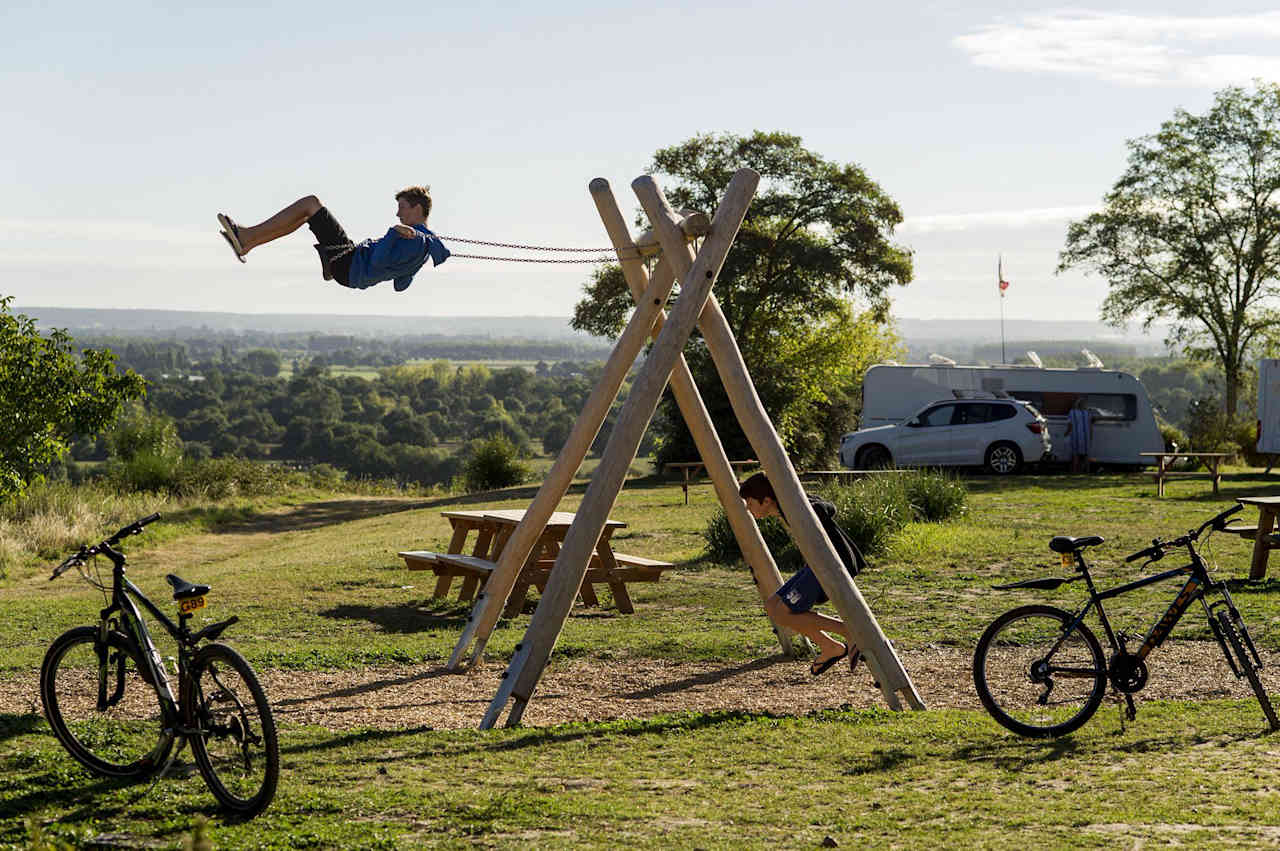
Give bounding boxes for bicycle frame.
[93,543,188,721]
[1060,543,1241,663]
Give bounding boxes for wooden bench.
[664,460,758,505]
[408,551,674,616]
[1222,525,1280,545]
[800,469,912,484]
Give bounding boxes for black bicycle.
[40,514,278,816]
[973,504,1279,738]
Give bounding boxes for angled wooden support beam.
[633,178,926,712]
[590,178,802,658]
[445,255,679,671]
[481,169,761,729]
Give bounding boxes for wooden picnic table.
[398,509,671,615]
[663,460,758,505]
[1142,452,1233,497]
[1226,496,1280,579]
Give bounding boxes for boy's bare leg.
[765,596,851,663]
[234,196,323,254]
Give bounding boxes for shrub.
[701,470,967,567]
[1158,421,1188,453]
[108,451,184,493]
[900,470,968,522]
[463,436,530,492]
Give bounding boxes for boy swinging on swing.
[739,472,868,676]
[217,186,449,292]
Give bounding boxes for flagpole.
[998,254,1006,364]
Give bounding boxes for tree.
[0,298,145,498]
[242,348,282,378]
[1059,82,1280,418]
[572,131,910,467]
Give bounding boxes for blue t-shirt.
[346,224,450,291]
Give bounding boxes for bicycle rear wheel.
[1214,610,1279,732]
[187,643,278,816]
[973,604,1108,738]
[40,626,173,778]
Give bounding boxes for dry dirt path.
[5,643,1272,731]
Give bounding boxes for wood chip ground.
[5,643,1271,731]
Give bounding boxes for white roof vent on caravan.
[1026,351,1044,368]
[928,353,957,366]
[1081,348,1105,368]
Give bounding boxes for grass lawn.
[5,469,1280,847]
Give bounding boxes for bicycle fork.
[1204,591,1266,677]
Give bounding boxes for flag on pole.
[998,255,1010,296]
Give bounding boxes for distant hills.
[19,307,600,341]
[18,306,1172,358]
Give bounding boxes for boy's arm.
[393,224,417,238]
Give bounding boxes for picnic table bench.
[399,508,672,615]
[663,460,758,505]
[1224,496,1280,579]
[1142,452,1233,497]
[799,469,913,485]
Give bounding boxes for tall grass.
[0,481,180,574]
[702,470,967,570]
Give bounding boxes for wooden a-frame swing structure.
[445,169,925,728]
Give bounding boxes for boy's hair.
[738,472,776,502]
[395,185,432,218]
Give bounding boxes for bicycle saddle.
[166,573,210,600]
[1049,535,1104,553]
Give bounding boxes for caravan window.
[1009,391,1137,421]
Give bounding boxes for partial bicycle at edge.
[972,503,1279,738]
[39,514,279,816]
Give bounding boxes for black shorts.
[307,206,355,286]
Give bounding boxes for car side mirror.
[906,418,921,428]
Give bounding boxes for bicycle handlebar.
[1122,504,1243,563]
[108,512,161,545]
[50,513,161,580]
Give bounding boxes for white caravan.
[1257,359,1280,457]
[856,362,1164,466]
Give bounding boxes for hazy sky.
[3,2,1277,322]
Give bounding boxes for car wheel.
[858,445,893,469]
[985,442,1022,475]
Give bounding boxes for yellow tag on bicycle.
[1060,553,1073,567]
[180,596,206,613]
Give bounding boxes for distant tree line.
[68,359,643,486]
[73,332,614,376]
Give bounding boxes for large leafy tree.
[1059,83,1280,418]
[0,298,145,498]
[573,131,912,467]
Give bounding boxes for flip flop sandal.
[809,645,849,677]
[217,214,246,262]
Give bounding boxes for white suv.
[839,399,1051,474]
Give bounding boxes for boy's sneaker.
[216,214,246,263]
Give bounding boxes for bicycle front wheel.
[187,643,278,816]
[40,626,174,778]
[1214,610,1280,732]
[973,605,1107,738]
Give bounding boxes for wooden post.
[633,177,926,712]
[444,257,679,670]
[481,169,761,728]
[589,178,802,658]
